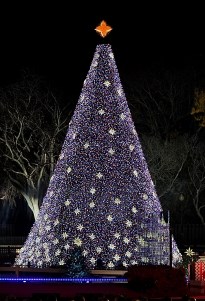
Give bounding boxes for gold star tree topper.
[95,20,112,38]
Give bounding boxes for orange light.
[95,20,112,38]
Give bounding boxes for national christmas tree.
[15,21,182,270]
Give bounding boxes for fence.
[172,224,205,252]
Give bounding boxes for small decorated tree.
[67,247,89,277]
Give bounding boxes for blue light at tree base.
[0,277,127,283]
[15,44,182,269]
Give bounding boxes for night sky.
[0,2,205,234]
[0,2,205,102]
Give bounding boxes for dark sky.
[0,2,205,101]
[0,2,204,228]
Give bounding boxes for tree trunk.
[21,192,40,220]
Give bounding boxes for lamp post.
[179,193,185,225]
[168,211,172,267]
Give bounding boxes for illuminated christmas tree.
[15,24,182,270]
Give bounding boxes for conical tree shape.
[15,44,182,269]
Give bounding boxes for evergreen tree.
[15,44,182,269]
[67,247,89,277]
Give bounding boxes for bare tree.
[0,73,70,220]
[124,69,194,138]
[141,134,189,199]
[124,69,205,223]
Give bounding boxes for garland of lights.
[15,43,182,270]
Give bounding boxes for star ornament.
[95,20,112,38]
[185,247,195,257]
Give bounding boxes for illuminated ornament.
[55,249,61,256]
[123,261,128,267]
[89,201,95,208]
[104,80,111,87]
[98,108,105,115]
[89,233,95,240]
[45,225,51,231]
[59,259,65,265]
[139,237,145,246]
[114,198,121,205]
[109,52,114,59]
[84,142,90,149]
[140,223,145,229]
[129,144,135,151]
[74,237,82,246]
[108,243,116,250]
[62,232,68,239]
[132,260,138,265]
[77,224,84,231]
[142,193,148,200]
[123,237,130,244]
[114,232,120,239]
[83,250,88,256]
[117,89,122,96]
[67,167,72,174]
[125,220,132,227]
[53,238,59,245]
[96,247,102,253]
[108,148,115,155]
[107,215,113,222]
[153,191,157,197]
[133,170,138,177]
[49,190,53,197]
[37,261,42,267]
[120,113,126,120]
[133,128,137,135]
[90,187,96,194]
[95,20,112,38]
[113,254,120,261]
[96,172,103,179]
[125,251,132,258]
[74,208,81,215]
[39,227,43,235]
[90,257,96,264]
[64,243,70,250]
[44,214,48,220]
[107,261,114,268]
[108,128,116,135]
[54,219,59,226]
[185,247,195,257]
[131,206,137,213]
[92,61,98,67]
[64,199,71,206]
[59,153,64,160]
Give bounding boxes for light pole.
[168,210,172,267]
[179,193,185,225]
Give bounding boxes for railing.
[0,224,31,236]
[172,224,205,250]
[0,236,26,246]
